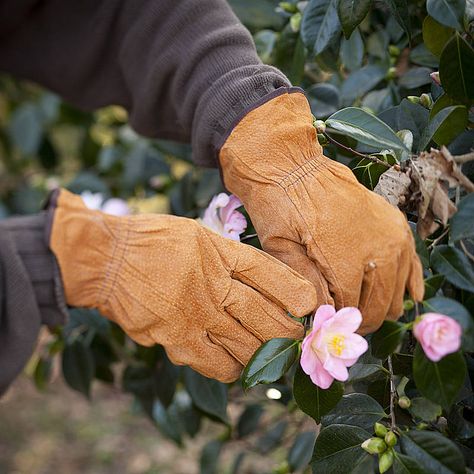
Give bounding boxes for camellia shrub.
[0,0,473,473]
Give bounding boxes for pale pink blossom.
[430,72,441,86]
[201,193,247,241]
[301,305,368,389]
[81,191,130,216]
[413,313,462,362]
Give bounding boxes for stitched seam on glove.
[278,157,325,189]
[97,216,132,310]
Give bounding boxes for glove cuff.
[47,189,126,316]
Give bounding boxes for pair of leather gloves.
[51,91,424,382]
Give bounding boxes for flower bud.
[313,120,327,134]
[384,431,397,447]
[403,299,415,311]
[361,437,387,454]
[290,12,302,32]
[317,134,328,146]
[419,93,433,108]
[374,422,388,438]
[279,2,298,13]
[417,422,429,430]
[407,96,420,104]
[386,67,397,80]
[398,396,411,409]
[389,45,400,56]
[379,449,394,473]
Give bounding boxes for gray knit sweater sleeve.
[0,0,291,166]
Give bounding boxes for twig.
[323,133,392,168]
[460,240,474,264]
[428,226,450,249]
[453,151,474,165]
[240,233,258,242]
[387,355,397,430]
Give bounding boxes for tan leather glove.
[49,189,316,382]
[219,90,424,334]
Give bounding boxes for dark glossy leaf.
[451,193,474,241]
[242,338,299,390]
[439,33,474,101]
[413,345,466,409]
[423,16,454,57]
[301,0,341,56]
[423,297,474,351]
[237,404,264,438]
[200,440,222,474]
[426,0,466,30]
[399,67,433,89]
[311,424,371,473]
[400,429,466,473]
[371,321,407,359]
[258,420,288,453]
[384,0,411,40]
[326,107,408,151]
[340,65,387,105]
[409,44,439,67]
[430,94,461,118]
[337,0,372,38]
[430,245,474,292]
[293,365,343,423]
[183,368,228,423]
[321,393,387,430]
[228,0,284,31]
[307,83,340,118]
[424,275,445,299]
[393,453,426,474]
[418,106,468,151]
[288,431,317,471]
[350,152,397,190]
[62,339,95,398]
[409,397,442,421]
[340,29,364,71]
[152,399,183,445]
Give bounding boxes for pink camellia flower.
[301,305,368,389]
[81,191,130,216]
[430,71,441,86]
[413,313,462,362]
[201,193,247,241]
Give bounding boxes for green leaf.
[242,338,299,390]
[308,83,341,118]
[399,67,433,89]
[301,0,341,56]
[426,0,466,30]
[237,404,263,438]
[423,296,474,351]
[451,193,474,241]
[183,368,228,423]
[200,440,222,474]
[430,245,474,292]
[340,65,387,105]
[413,345,466,409]
[400,430,466,474]
[288,431,317,472]
[321,393,387,430]
[409,397,442,422]
[326,107,408,152]
[8,103,44,155]
[371,321,407,359]
[418,106,468,151]
[423,16,454,57]
[311,424,371,473]
[293,365,343,423]
[384,0,411,40]
[258,420,288,453]
[409,44,439,68]
[337,0,372,39]
[340,29,364,71]
[228,0,284,31]
[350,152,397,190]
[430,94,461,118]
[439,33,474,101]
[424,274,445,299]
[62,339,95,398]
[33,356,52,391]
[393,453,426,474]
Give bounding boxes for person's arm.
[0,213,67,395]
[0,0,289,167]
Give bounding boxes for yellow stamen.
[329,334,345,356]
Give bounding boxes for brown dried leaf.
[374,168,411,207]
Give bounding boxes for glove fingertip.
[408,256,425,302]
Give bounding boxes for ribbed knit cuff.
[1,213,68,327]
[192,64,294,167]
